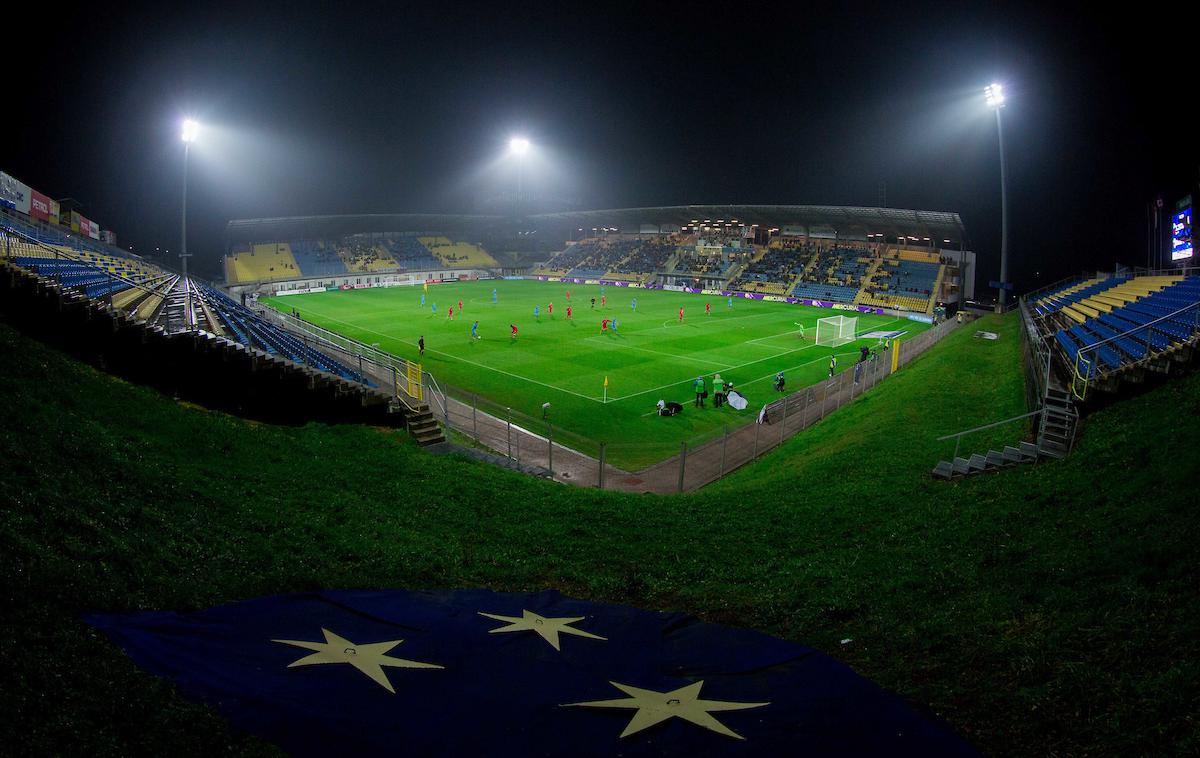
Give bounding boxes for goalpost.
[815,315,857,347]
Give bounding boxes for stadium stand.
[609,238,676,281]
[221,234,497,284]
[225,243,302,284]
[534,238,633,278]
[337,241,397,273]
[1,218,376,387]
[386,236,442,270]
[419,236,498,268]
[1033,274,1200,394]
[289,240,349,277]
[729,244,813,295]
[194,283,369,383]
[788,245,877,302]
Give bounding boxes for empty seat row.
[1053,276,1200,377]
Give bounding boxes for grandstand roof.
[532,205,965,240]
[226,205,965,245]
[225,213,498,244]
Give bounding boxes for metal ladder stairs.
[931,390,1078,480]
[1036,388,1077,459]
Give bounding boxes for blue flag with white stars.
[87,589,978,756]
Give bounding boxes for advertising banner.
[30,189,53,221]
[87,220,100,240]
[48,198,60,225]
[0,172,32,215]
[68,211,82,232]
[277,286,327,296]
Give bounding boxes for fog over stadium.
[6,1,1195,290]
[4,2,1200,756]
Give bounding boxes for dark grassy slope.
[0,314,1196,757]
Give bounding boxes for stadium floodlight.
[984,83,1005,109]
[179,118,201,330]
[508,136,531,216]
[181,119,199,143]
[985,82,1010,307]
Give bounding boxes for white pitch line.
[579,336,735,369]
[277,305,606,402]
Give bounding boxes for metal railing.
[250,303,430,412]
[1022,273,1086,305]
[1018,298,1054,409]
[2,224,171,304]
[937,409,1042,460]
[1070,297,1200,400]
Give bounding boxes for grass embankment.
[0,313,1196,757]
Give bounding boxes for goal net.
[815,315,857,347]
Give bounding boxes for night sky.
[6,0,1196,288]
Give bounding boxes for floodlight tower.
[985,83,1009,308]
[509,136,530,216]
[180,119,199,328]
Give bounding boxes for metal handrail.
[1069,297,1200,400]
[1128,264,1200,278]
[2,225,167,300]
[1022,273,1085,304]
[247,302,434,411]
[937,409,1043,459]
[423,370,449,423]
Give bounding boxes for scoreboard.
[1172,206,1193,262]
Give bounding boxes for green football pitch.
[261,280,929,468]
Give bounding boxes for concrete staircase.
[405,406,446,446]
[926,264,947,316]
[853,259,884,305]
[784,271,804,296]
[798,253,822,282]
[724,260,748,286]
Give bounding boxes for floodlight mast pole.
[180,120,196,330]
[995,105,1009,308]
[985,83,1009,309]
